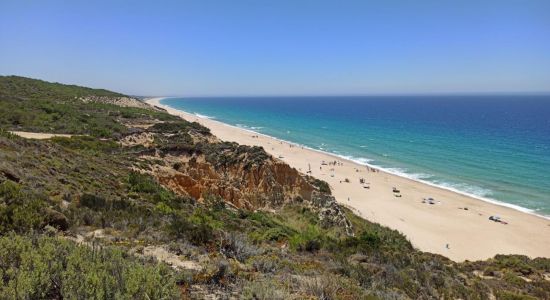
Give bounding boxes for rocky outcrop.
[311,191,354,236]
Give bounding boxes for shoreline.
[146,97,550,261]
[152,97,548,221]
[231,125,547,220]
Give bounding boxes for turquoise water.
[161,96,550,216]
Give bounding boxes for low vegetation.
[0,76,179,137]
[0,234,178,299]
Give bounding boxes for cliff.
[125,127,355,235]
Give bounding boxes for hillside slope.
[0,75,549,299]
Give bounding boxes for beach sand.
[146,97,550,262]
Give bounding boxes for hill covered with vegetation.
[0,75,549,299]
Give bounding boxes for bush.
[168,212,215,246]
[200,142,269,169]
[128,171,160,194]
[495,291,538,300]
[308,176,332,194]
[204,192,226,211]
[255,227,290,242]
[241,279,290,300]
[51,136,119,154]
[299,275,344,299]
[220,232,261,262]
[0,233,179,299]
[79,193,106,210]
[251,255,279,273]
[150,121,209,135]
[0,181,47,233]
[290,225,323,252]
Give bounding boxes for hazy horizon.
[1,0,550,96]
[4,74,550,98]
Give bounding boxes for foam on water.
[194,113,214,119]
[332,152,548,218]
[236,124,264,130]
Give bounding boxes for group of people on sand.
[422,197,439,205]
[365,166,378,173]
[323,160,343,167]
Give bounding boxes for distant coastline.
[146,97,550,261]
[152,96,550,220]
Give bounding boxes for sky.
[1,0,550,96]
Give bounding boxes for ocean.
[161,95,550,216]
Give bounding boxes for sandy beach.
[146,97,550,262]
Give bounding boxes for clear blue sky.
[1,0,549,96]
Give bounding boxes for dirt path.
[9,131,76,139]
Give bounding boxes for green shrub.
[241,279,290,300]
[289,225,323,252]
[308,176,332,194]
[255,227,290,242]
[0,233,179,299]
[251,255,280,273]
[128,171,160,194]
[495,291,538,300]
[0,181,47,233]
[204,192,226,211]
[79,193,106,210]
[154,202,174,214]
[150,121,209,135]
[51,136,119,153]
[168,211,216,246]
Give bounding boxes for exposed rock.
[312,191,354,235]
[0,168,20,183]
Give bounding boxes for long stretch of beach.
[146,97,550,262]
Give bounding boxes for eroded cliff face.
[155,155,312,209]
[122,125,353,235]
[145,145,353,235]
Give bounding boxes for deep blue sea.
[161,96,550,216]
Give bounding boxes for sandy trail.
[9,131,76,139]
